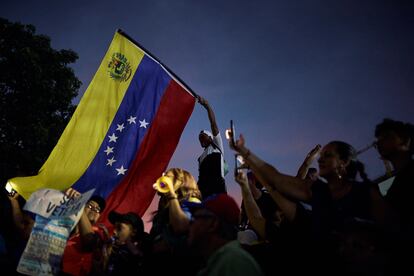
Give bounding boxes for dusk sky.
[2,0,413,228]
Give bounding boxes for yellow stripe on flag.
[9,32,144,199]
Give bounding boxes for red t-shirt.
[61,225,108,275]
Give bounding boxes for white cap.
[200,130,213,139]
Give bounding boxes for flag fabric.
[8,31,196,223]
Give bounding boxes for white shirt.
[198,132,225,177]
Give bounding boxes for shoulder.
[213,132,223,147]
[213,132,222,140]
[208,241,263,275]
[311,179,328,192]
[215,241,257,262]
[386,161,414,199]
[179,201,194,220]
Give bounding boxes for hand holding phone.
[234,154,246,177]
[234,168,249,187]
[5,182,17,197]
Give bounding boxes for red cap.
[204,193,240,226]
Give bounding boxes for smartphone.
[5,182,16,197]
[225,120,236,143]
[224,119,236,143]
[230,120,236,147]
[234,154,245,177]
[234,154,239,177]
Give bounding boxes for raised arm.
[247,173,263,200]
[235,171,266,239]
[67,189,101,250]
[165,181,191,235]
[248,170,299,222]
[296,145,321,179]
[8,192,34,240]
[198,96,219,136]
[230,134,313,202]
[78,211,101,250]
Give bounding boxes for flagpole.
[116,29,199,99]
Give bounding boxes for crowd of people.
[0,95,413,275]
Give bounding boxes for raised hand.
[305,144,321,163]
[64,187,81,199]
[7,189,19,200]
[235,171,249,187]
[197,95,209,108]
[229,133,246,153]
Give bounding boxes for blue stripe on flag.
[72,55,171,197]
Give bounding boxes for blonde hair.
[165,168,202,201]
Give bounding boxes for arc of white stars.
[139,119,149,128]
[107,157,116,166]
[104,146,114,155]
[116,165,127,175]
[127,116,137,124]
[116,123,125,132]
[108,133,118,143]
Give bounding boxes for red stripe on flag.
[99,80,195,225]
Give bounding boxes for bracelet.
[167,196,178,201]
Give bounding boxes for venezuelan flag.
[7,31,195,221]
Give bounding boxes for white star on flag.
[127,116,137,124]
[116,165,127,175]
[139,119,149,128]
[107,157,116,166]
[104,146,114,155]
[116,123,125,132]
[108,133,118,143]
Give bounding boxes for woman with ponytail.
[228,136,376,273]
[229,138,373,231]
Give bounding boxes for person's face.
[199,133,212,148]
[273,209,285,227]
[113,222,135,245]
[317,144,345,178]
[376,130,408,160]
[188,209,216,249]
[84,200,101,224]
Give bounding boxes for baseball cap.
[191,193,240,226]
[108,211,144,234]
[89,195,106,212]
[200,130,213,139]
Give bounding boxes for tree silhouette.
[0,18,81,184]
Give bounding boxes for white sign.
[24,188,95,219]
[17,189,95,275]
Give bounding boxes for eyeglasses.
[86,203,101,213]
